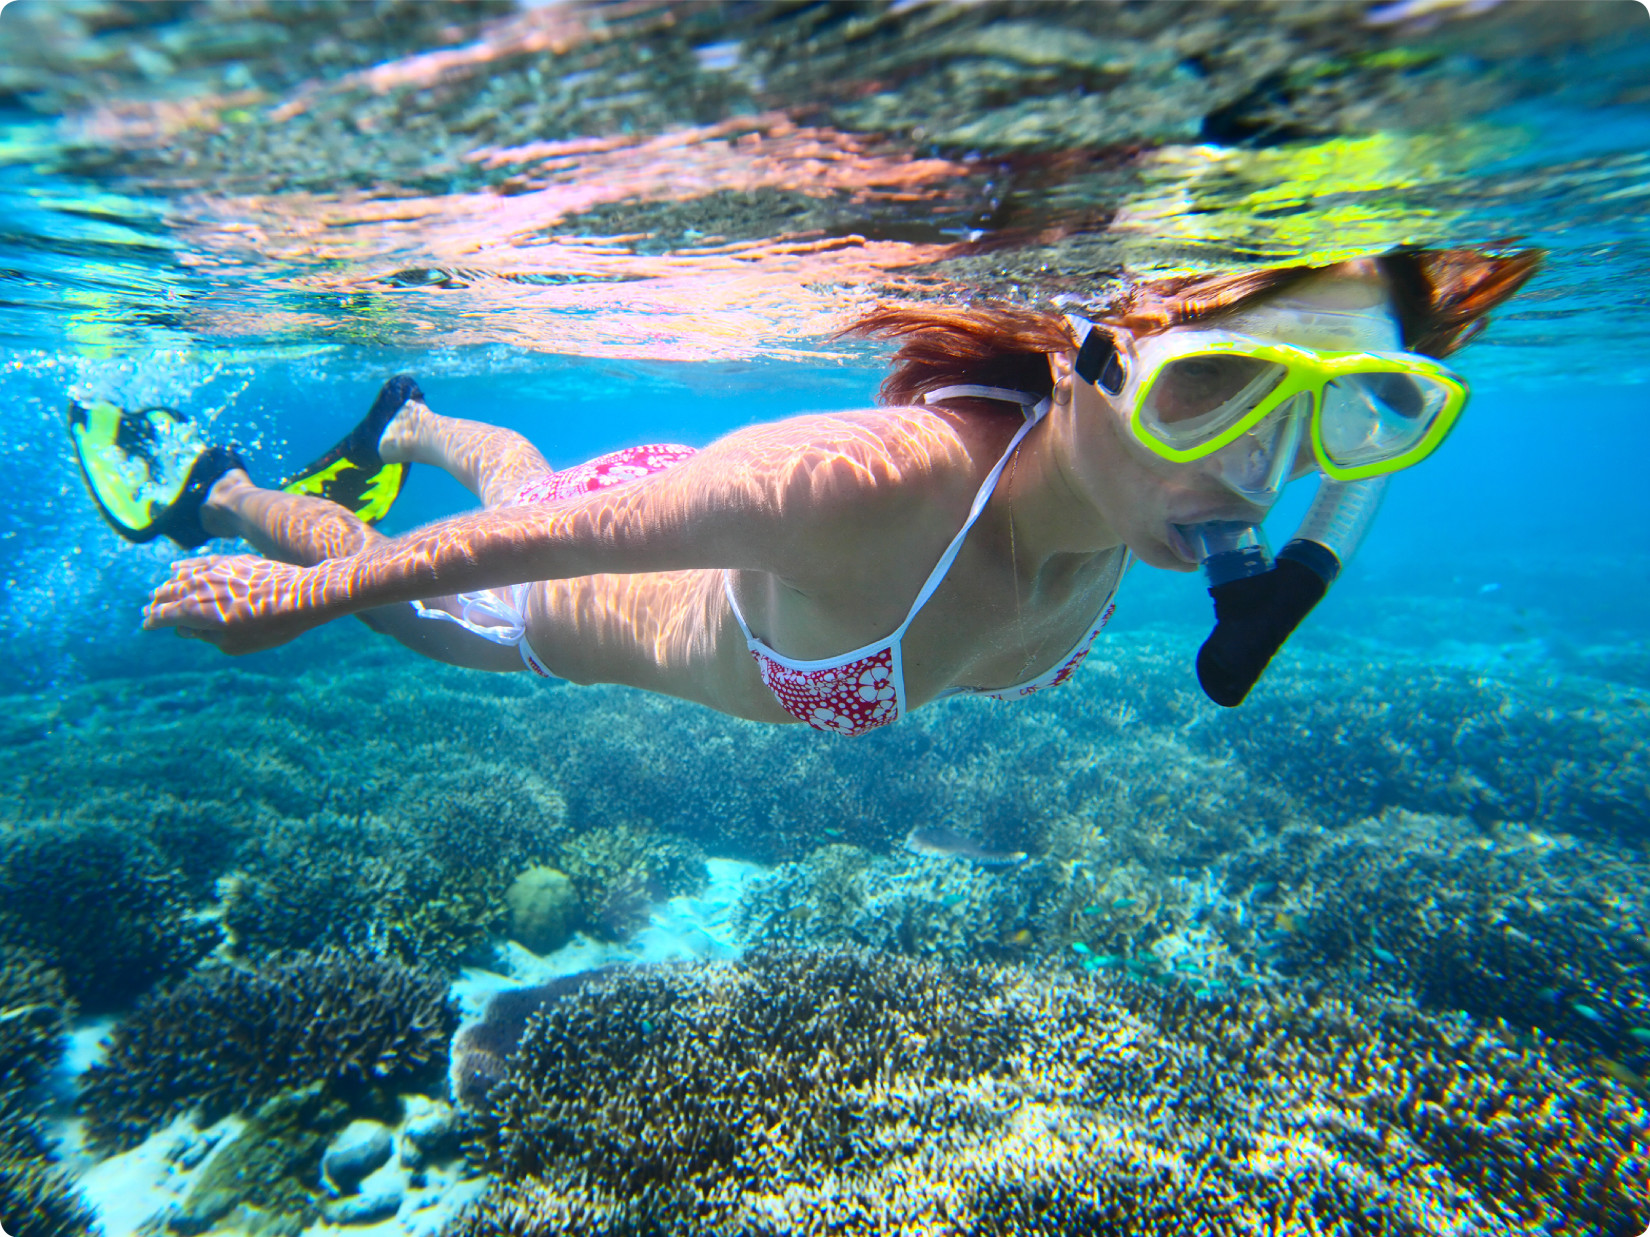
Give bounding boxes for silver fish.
[904,826,1028,868]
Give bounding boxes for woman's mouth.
[1165,523,1201,565]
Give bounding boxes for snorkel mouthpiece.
[1187,478,1387,707]
[1178,521,1273,586]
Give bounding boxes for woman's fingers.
[143,555,319,654]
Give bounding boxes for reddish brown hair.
[843,247,1543,409]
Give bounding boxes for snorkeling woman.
[74,247,1538,736]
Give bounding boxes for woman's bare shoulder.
[698,405,976,499]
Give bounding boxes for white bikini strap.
[893,390,1048,640]
[727,386,1049,650]
[411,588,527,647]
[724,573,756,641]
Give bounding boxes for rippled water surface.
[3,0,1649,370]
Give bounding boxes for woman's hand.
[143,555,329,654]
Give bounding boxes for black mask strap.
[1073,325,1125,395]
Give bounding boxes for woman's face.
[1061,265,1402,572]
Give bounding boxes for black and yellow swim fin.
[68,399,246,548]
[279,375,421,525]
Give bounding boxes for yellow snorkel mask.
[1067,294,1465,709]
[1068,316,1469,493]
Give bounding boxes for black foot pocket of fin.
[280,375,421,525]
[68,399,244,547]
[153,445,247,549]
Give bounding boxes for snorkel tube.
[1179,478,1386,707]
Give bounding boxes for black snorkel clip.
[1184,479,1387,707]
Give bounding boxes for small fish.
[1005,928,1033,948]
[1071,941,1092,955]
[1573,1003,1605,1023]
[1478,582,1501,594]
[822,827,843,838]
[1082,904,1102,915]
[1149,793,1171,807]
[1592,1057,1646,1091]
[1112,896,1137,909]
[1274,912,1298,933]
[940,893,965,908]
[1628,1028,1650,1044]
[904,825,1027,867]
[641,1019,655,1035]
[1371,947,1398,964]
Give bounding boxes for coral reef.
[0,947,96,1237]
[0,1158,100,1237]
[450,972,608,1111]
[0,948,69,1155]
[78,950,456,1153]
[450,947,1648,1236]
[165,1083,348,1237]
[0,819,215,1010]
[553,823,702,941]
[1228,808,1650,1072]
[221,763,570,971]
[1197,652,1650,845]
[733,844,1054,962]
[469,949,1024,1195]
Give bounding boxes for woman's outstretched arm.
[143,409,970,654]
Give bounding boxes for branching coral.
[0,819,215,1010]
[223,777,569,971]
[1,947,95,1237]
[553,823,702,941]
[1227,808,1650,1070]
[472,948,1025,1198]
[0,1158,100,1237]
[78,950,456,1153]
[449,947,1649,1236]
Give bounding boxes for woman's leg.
[198,470,524,672]
[377,398,551,509]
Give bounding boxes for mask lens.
[1142,354,1287,447]
[1321,372,1450,468]
[1210,391,1310,504]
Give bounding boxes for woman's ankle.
[377,399,430,465]
[200,468,254,539]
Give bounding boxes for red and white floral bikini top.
[725,385,1129,738]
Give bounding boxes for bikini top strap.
[894,388,1049,639]
[728,387,1049,649]
[724,572,756,641]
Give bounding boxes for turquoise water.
[2,3,1649,1236]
